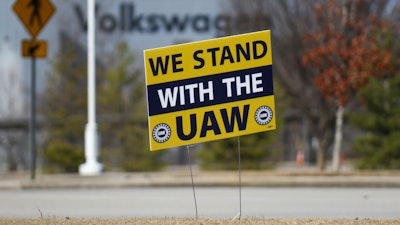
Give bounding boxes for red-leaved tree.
[302,0,399,171]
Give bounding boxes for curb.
[1,171,400,189]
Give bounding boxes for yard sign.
[144,30,275,151]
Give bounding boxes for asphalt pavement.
[1,187,400,218]
[1,165,400,219]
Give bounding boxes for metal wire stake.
[187,145,198,219]
[237,136,242,220]
[232,136,242,221]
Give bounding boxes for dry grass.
[1,218,400,225]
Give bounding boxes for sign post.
[144,30,275,151]
[13,0,55,180]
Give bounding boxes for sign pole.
[79,0,103,175]
[30,52,37,180]
[13,0,56,180]
[237,136,242,220]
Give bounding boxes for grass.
[1,218,400,225]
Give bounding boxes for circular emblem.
[255,106,273,125]
[152,123,171,143]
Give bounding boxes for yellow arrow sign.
[13,0,56,38]
[22,39,47,57]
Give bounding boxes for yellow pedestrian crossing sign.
[13,0,56,38]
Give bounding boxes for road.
[1,187,399,219]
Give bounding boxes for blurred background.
[0,0,399,174]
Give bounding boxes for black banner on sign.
[147,65,273,116]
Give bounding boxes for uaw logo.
[152,123,171,143]
[255,106,273,126]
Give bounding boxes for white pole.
[79,0,103,175]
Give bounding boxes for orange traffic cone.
[296,150,304,166]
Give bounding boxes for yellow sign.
[22,39,47,57]
[13,0,56,38]
[144,30,275,151]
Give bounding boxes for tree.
[98,42,165,171]
[228,0,336,170]
[228,0,399,170]
[302,0,399,171]
[39,33,87,173]
[349,74,400,169]
[40,33,164,172]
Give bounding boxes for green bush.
[43,141,84,173]
[198,133,281,170]
[350,75,400,170]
